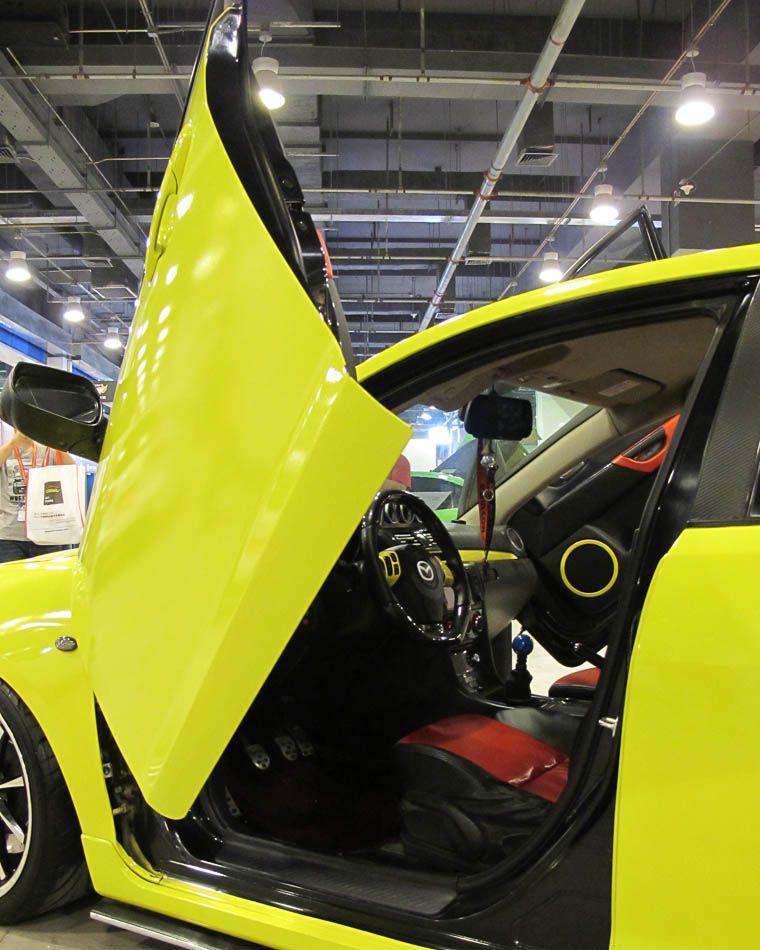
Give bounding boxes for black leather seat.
[394,714,569,870]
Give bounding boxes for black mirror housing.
[0,362,107,462]
[461,393,533,441]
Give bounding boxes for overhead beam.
[309,208,648,226]
[0,50,145,278]
[0,286,119,377]
[14,48,760,108]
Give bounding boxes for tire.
[0,681,90,923]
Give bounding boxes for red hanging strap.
[40,448,62,466]
[476,438,497,562]
[13,444,37,488]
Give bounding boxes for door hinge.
[598,716,619,737]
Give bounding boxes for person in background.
[0,428,75,563]
[383,453,411,491]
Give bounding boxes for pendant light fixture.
[252,31,285,111]
[675,72,715,127]
[5,251,31,283]
[539,251,563,283]
[103,325,122,350]
[590,184,620,226]
[62,296,85,323]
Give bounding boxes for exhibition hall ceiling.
[0,0,758,369]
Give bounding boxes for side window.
[400,390,590,521]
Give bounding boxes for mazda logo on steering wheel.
[416,560,436,584]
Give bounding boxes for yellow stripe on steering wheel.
[435,557,454,585]
[379,550,401,587]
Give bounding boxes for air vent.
[96,283,134,300]
[0,137,17,164]
[516,147,558,167]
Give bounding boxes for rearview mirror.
[0,362,107,462]
[461,393,533,441]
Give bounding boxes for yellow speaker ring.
[560,539,619,598]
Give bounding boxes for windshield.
[396,389,590,521]
[564,207,666,281]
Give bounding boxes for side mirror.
[0,362,107,462]
[461,393,533,441]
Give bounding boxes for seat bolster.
[495,700,585,756]
[398,715,568,799]
[548,666,600,700]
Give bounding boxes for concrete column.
[47,354,71,372]
[660,136,755,254]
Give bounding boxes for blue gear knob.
[512,633,534,657]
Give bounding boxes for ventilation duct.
[0,133,16,163]
[0,1,69,47]
[516,105,556,168]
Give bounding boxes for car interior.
[97,1,737,916]
[112,292,732,913]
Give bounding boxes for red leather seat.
[398,714,569,802]
[548,666,600,700]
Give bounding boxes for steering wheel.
[361,490,472,644]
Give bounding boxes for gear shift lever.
[504,632,534,704]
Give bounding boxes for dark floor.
[0,898,166,949]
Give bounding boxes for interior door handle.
[613,414,679,474]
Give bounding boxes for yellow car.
[0,5,757,950]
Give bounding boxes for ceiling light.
[62,296,85,323]
[252,56,285,110]
[5,250,30,283]
[675,72,715,127]
[104,325,122,350]
[539,251,563,283]
[590,184,620,226]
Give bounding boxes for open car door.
[74,3,409,819]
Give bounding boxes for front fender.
[0,552,114,841]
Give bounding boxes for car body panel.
[357,244,760,382]
[1,9,759,935]
[82,835,422,950]
[72,18,410,819]
[0,552,114,842]
[0,257,756,948]
[612,525,760,949]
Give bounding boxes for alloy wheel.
[0,712,32,895]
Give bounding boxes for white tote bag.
[25,464,86,546]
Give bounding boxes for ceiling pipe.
[0,48,147,267]
[501,0,736,299]
[308,210,619,226]
[303,187,760,206]
[3,185,760,207]
[138,0,186,110]
[2,71,757,101]
[418,0,586,330]
[69,22,342,35]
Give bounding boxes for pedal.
[273,733,299,762]
[243,742,271,771]
[223,786,242,818]
[290,724,314,757]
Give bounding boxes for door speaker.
[560,539,618,598]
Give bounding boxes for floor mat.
[219,733,401,852]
